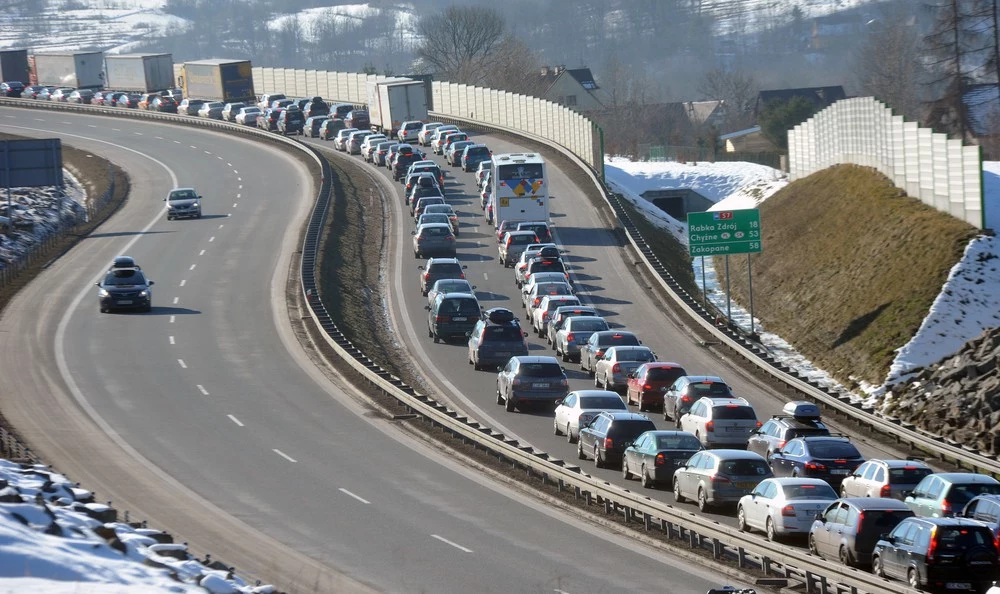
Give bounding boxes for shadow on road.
[146,306,201,316]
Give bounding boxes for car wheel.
[622,459,632,480]
[587,361,595,378]
[566,423,575,444]
[640,464,653,489]
[593,445,603,468]
[808,534,819,556]
[99,306,106,313]
[427,326,433,338]
[593,373,600,387]
[737,506,748,532]
[872,555,885,578]
[577,440,586,460]
[675,416,683,429]
[839,545,853,567]
[673,479,686,503]
[496,388,503,405]
[561,349,569,363]
[663,408,671,421]
[504,394,515,412]
[907,567,919,589]
[697,487,710,511]
[553,420,562,436]
[766,518,777,542]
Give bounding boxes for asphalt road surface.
[0,106,737,594]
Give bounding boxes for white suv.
[398,121,424,143]
[680,397,760,449]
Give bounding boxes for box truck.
[0,49,30,83]
[104,54,174,92]
[366,78,427,137]
[179,59,254,103]
[33,51,105,88]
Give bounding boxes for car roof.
[838,497,912,510]
[874,459,931,468]
[682,375,726,383]
[609,345,652,352]
[704,449,766,460]
[511,355,560,364]
[931,473,1000,484]
[438,292,476,300]
[592,330,637,338]
[569,389,622,398]
[170,187,196,193]
[426,257,460,264]
[597,411,651,421]
[701,397,750,406]
[642,362,684,368]
[417,223,452,230]
[792,435,850,443]
[505,230,538,237]
[904,517,992,527]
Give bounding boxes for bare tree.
[415,6,511,84]
[923,0,984,139]
[697,68,759,132]
[481,38,541,95]
[852,7,926,120]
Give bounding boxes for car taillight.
[927,526,938,562]
[612,363,621,373]
[705,421,714,432]
[710,474,731,484]
[435,315,449,322]
[423,272,429,280]
[781,505,796,517]
[565,333,574,342]
[512,378,522,386]
[941,500,951,516]
[856,511,865,534]
[805,462,826,471]
[595,350,604,358]
[643,384,652,390]
[880,484,891,497]
[681,396,691,402]
[755,421,762,428]
[604,437,614,449]
[533,297,541,306]
[777,440,786,450]
[655,453,666,466]
[542,311,550,319]
[559,378,568,387]
[458,273,465,279]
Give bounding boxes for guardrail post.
[689,530,698,548]
[643,512,651,531]
[603,497,611,515]
[712,538,723,559]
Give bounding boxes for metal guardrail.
[0,98,915,594]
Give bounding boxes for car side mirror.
[880,533,892,542]
[815,513,824,522]
[410,231,416,235]
[94,282,100,287]
[523,331,529,337]
[148,280,154,286]
[417,266,424,270]
[163,197,167,201]
[472,285,477,290]
[462,265,468,269]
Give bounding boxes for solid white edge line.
[431,534,473,553]
[272,449,297,463]
[177,359,187,369]
[227,414,244,427]
[196,385,209,395]
[338,488,371,505]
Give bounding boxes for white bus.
[489,153,548,228]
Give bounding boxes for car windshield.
[579,395,627,410]
[467,147,490,156]
[654,434,702,450]
[535,282,571,295]
[518,363,563,378]
[419,215,450,226]
[946,483,1000,505]
[646,367,685,381]
[690,382,731,396]
[429,263,463,275]
[569,319,609,332]
[608,421,656,440]
[601,334,639,346]
[421,226,451,237]
[440,298,479,314]
[616,349,655,362]
[103,269,146,285]
[720,459,770,476]
[807,441,860,458]
[169,190,197,201]
[783,483,837,499]
[712,405,756,420]
[887,467,933,484]
[433,280,470,293]
[482,326,523,341]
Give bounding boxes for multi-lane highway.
[300,126,905,531]
[0,106,737,593]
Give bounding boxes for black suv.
[577,411,657,469]
[96,267,154,313]
[277,108,305,135]
[873,517,1000,592]
[747,401,831,461]
[467,307,528,371]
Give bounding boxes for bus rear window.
[497,163,544,181]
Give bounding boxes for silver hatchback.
[673,449,772,511]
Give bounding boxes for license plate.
[494,352,510,357]
[452,317,467,321]
[830,469,849,475]
[736,482,756,489]
[533,383,550,389]
[117,300,133,305]
[946,583,972,590]
[725,427,744,432]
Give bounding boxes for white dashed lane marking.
[273,449,297,463]
[173,140,181,144]
[483,272,489,280]
[155,136,163,140]
[431,535,473,553]
[179,280,186,287]
[134,132,142,135]
[196,385,209,396]
[233,203,238,208]
[227,414,244,427]
[338,488,371,505]
[209,236,215,242]
[199,249,205,256]
[218,224,224,229]
[189,264,196,271]
[177,359,187,369]
[169,315,176,324]
[169,336,175,345]
[204,150,211,154]
[60,121,70,125]
[172,297,179,304]
[227,162,232,167]
[189,145,197,149]
[87,124,96,128]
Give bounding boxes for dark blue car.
[769,436,864,488]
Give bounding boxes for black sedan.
[1,81,25,97]
[769,436,864,487]
[96,267,154,313]
[622,430,703,488]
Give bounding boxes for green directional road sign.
[687,208,762,256]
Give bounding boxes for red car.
[625,362,688,412]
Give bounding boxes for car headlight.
[98,288,110,297]
[138,290,149,297]
[192,202,199,208]
[167,203,177,209]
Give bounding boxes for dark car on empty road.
[96,267,154,313]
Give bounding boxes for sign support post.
[700,257,707,309]
[747,254,756,338]
[724,255,732,326]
